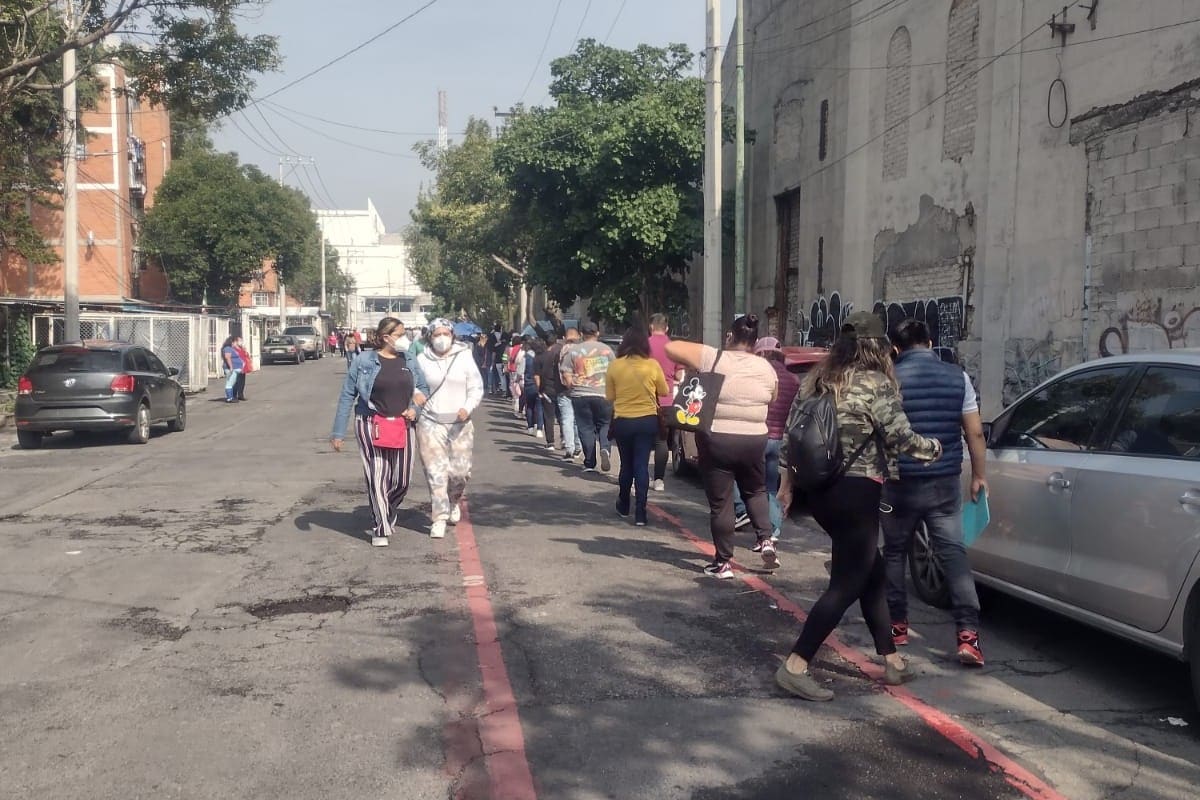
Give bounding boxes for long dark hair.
[804,336,897,401]
[221,336,235,349]
[728,314,760,348]
[617,325,651,358]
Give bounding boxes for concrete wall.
[737,0,1200,415]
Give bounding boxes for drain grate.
[245,595,352,619]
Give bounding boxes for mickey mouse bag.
[664,351,725,434]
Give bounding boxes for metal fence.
[32,312,232,393]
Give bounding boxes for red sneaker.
[957,630,985,666]
[891,621,909,647]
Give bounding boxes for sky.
[210,0,737,232]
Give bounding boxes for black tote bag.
[663,351,725,434]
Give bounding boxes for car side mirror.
[168,367,180,377]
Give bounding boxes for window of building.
[943,0,980,161]
[883,27,912,182]
[819,99,829,161]
[252,292,271,306]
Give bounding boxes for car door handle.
[1047,474,1071,491]
[1180,491,1200,512]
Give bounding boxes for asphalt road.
[1,356,1197,799]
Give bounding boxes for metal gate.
[32,312,232,393]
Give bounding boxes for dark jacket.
[765,359,801,440]
[894,348,967,479]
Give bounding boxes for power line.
[517,0,565,104]
[570,0,594,50]
[311,163,341,209]
[261,101,451,137]
[230,113,288,157]
[602,0,628,43]
[263,104,420,159]
[299,163,336,208]
[252,103,304,157]
[252,0,447,105]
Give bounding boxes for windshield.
[266,336,292,344]
[284,327,316,336]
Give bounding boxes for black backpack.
[786,392,876,492]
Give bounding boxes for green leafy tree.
[140,149,345,307]
[496,40,703,322]
[406,117,523,322]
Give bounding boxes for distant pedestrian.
[667,315,780,575]
[344,334,360,364]
[606,325,669,526]
[507,334,523,416]
[328,331,338,355]
[534,331,567,453]
[555,327,582,461]
[562,322,616,473]
[882,319,989,667]
[487,322,508,395]
[413,318,484,539]
[774,312,942,701]
[330,317,417,548]
[233,338,253,401]
[648,314,683,492]
[221,336,245,403]
[409,328,427,358]
[521,338,545,438]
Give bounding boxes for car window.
[995,366,1129,451]
[266,336,290,345]
[129,349,152,372]
[146,352,168,375]
[284,326,315,336]
[29,349,120,372]
[1104,367,1200,459]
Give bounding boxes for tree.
[406,117,524,322]
[139,149,347,307]
[0,2,279,118]
[495,40,703,322]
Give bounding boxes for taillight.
[110,374,136,393]
[17,376,33,395]
[288,347,296,352]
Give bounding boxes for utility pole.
[734,0,746,315]
[62,1,80,341]
[437,90,449,153]
[702,0,723,346]
[319,230,327,311]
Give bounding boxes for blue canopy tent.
[453,320,483,339]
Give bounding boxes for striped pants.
[354,415,414,538]
[416,417,475,522]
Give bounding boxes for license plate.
[269,349,285,353]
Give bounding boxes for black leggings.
[791,477,897,661]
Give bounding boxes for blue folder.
[963,489,991,547]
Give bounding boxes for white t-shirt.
[962,371,979,414]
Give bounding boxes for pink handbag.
[370,416,408,449]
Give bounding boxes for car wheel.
[167,396,187,432]
[127,403,151,445]
[909,520,952,609]
[16,429,43,450]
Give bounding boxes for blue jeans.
[557,394,578,454]
[881,475,981,630]
[523,385,543,429]
[613,415,658,522]
[732,438,783,536]
[224,369,239,399]
[571,395,612,469]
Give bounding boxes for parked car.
[283,325,324,360]
[262,335,305,365]
[907,351,1200,705]
[671,346,828,474]
[14,341,186,448]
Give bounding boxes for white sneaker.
[652,479,666,492]
[449,505,462,524]
[526,426,535,435]
[371,536,389,547]
[536,429,544,439]
[430,520,447,539]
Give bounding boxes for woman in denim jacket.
[331,317,424,547]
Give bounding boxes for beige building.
[723,0,1200,413]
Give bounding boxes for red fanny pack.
[370,416,408,449]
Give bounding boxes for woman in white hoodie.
[413,318,485,539]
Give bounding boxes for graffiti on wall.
[1004,335,1063,405]
[799,291,965,365]
[1099,299,1200,356]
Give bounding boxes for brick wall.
[1085,103,1200,354]
[883,27,912,182]
[942,0,980,161]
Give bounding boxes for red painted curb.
[454,501,539,800]
[647,503,1068,800]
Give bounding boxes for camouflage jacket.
[785,369,942,481]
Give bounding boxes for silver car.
[909,351,1200,705]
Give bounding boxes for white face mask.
[431,334,453,354]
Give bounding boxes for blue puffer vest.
[895,349,966,479]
